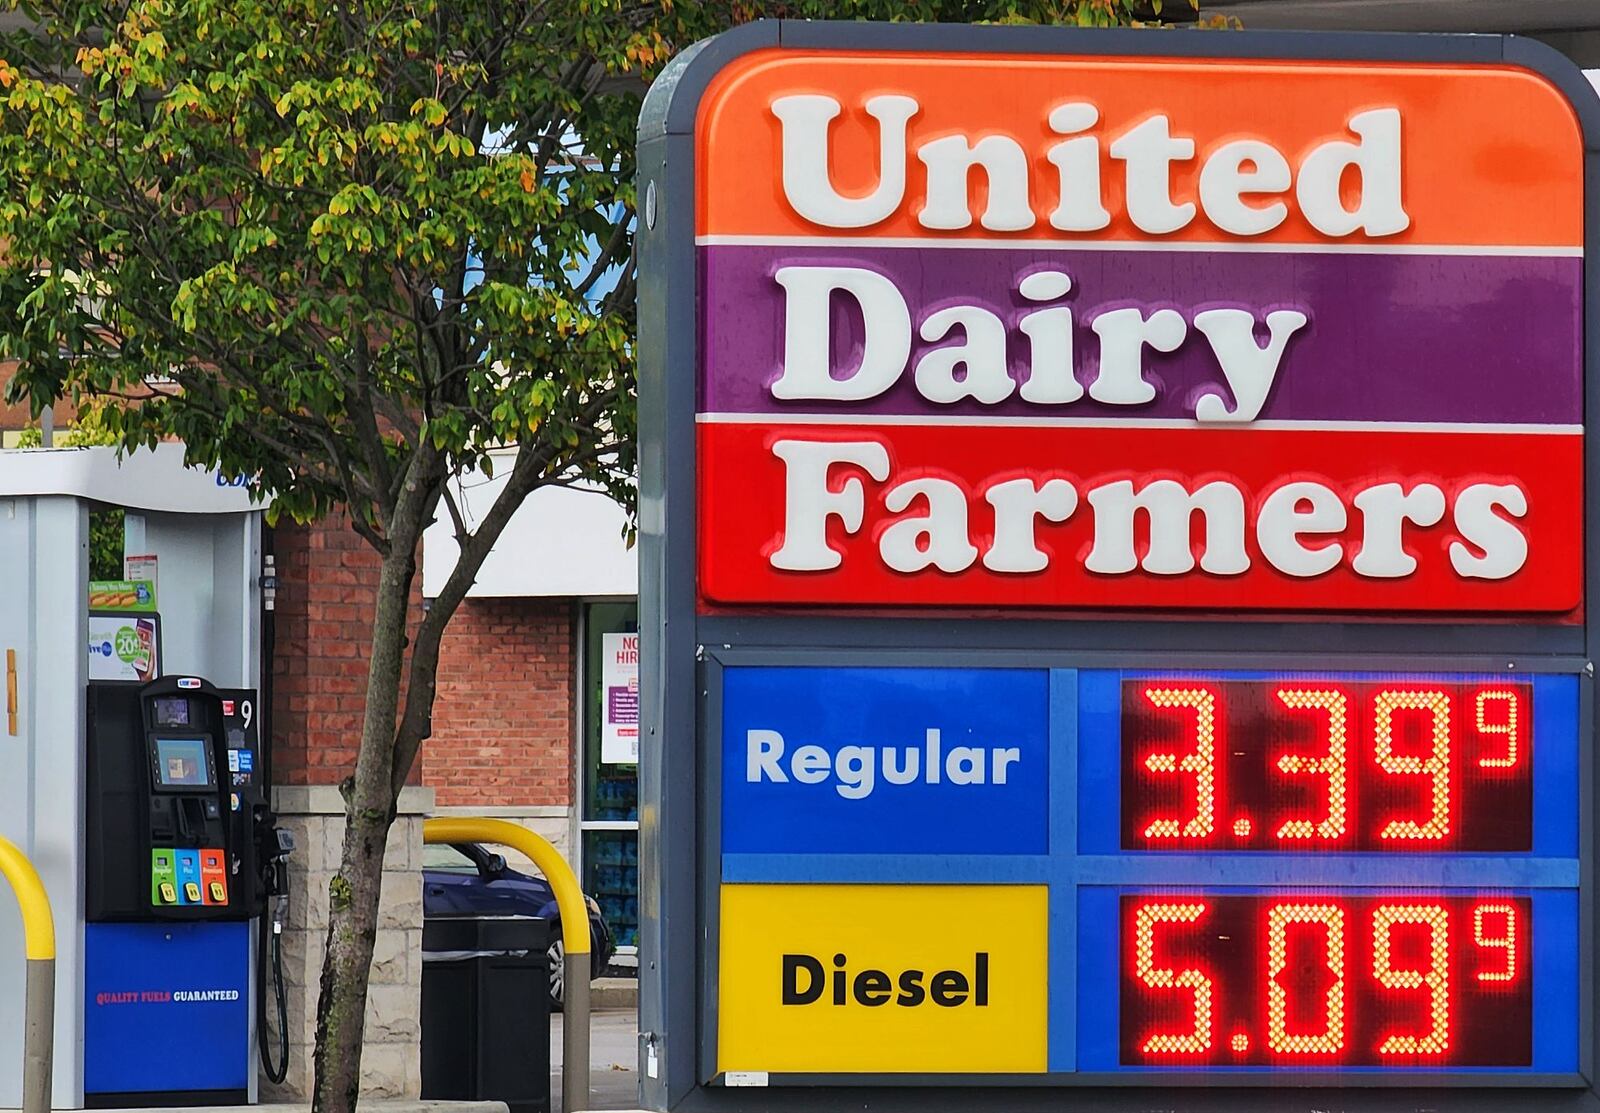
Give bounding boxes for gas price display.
[1120,894,1530,1067]
[1121,678,1532,851]
[1073,669,1582,1077]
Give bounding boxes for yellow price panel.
[718,883,1048,1075]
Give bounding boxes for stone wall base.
[426,804,575,869]
[261,785,434,1101]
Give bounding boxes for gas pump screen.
[153,696,190,727]
[155,738,212,788]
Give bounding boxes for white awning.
[422,468,637,599]
[0,443,259,514]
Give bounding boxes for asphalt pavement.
[552,1008,640,1111]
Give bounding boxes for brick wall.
[1,360,83,431]
[270,515,575,805]
[270,512,381,785]
[426,597,575,807]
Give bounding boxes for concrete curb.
[588,977,638,1011]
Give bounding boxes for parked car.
[422,841,615,1009]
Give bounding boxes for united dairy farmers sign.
[693,45,1584,615]
[635,22,1600,1109]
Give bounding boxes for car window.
[421,844,478,873]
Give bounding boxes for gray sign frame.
[636,19,1600,1112]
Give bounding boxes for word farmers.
[772,439,1530,581]
[747,728,1022,799]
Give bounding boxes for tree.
[0,0,1190,1109]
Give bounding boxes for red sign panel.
[693,51,1585,617]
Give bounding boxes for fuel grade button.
[718,883,1046,1074]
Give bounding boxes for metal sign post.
[637,20,1600,1113]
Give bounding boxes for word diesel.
[782,952,992,1008]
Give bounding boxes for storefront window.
[581,601,639,953]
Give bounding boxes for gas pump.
[82,675,262,1105]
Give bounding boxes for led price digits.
[1121,895,1532,1068]
[1140,689,1216,840]
[1122,678,1533,852]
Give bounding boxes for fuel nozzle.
[252,805,295,904]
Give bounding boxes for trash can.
[421,915,552,1113]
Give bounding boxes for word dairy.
[776,266,1306,420]
[747,728,1022,799]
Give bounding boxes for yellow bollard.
[422,817,591,1113]
[0,835,55,1113]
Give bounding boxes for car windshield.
[421,844,478,873]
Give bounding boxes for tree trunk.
[312,543,416,1113]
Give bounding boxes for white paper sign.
[601,631,640,764]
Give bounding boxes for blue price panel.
[721,666,1049,855]
[714,665,1583,1081]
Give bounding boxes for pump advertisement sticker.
[87,614,158,682]
[718,883,1048,1074]
[88,578,157,612]
[692,52,1584,616]
[721,666,1048,854]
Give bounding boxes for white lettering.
[1351,482,1446,578]
[1191,308,1308,422]
[1198,139,1291,236]
[773,94,917,228]
[917,134,1035,231]
[1085,479,1251,576]
[1047,103,1111,232]
[747,730,787,783]
[984,478,1078,573]
[1109,115,1195,235]
[880,479,979,573]
[946,746,986,784]
[915,304,1015,405]
[772,266,910,402]
[1450,484,1529,580]
[1088,307,1186,405]
[1296,108,1410,238]
[1257,482,1347,577]
[1017,271,1081,405]
[792,745,831,784]
[769,440,890,572]
[836,745,876,799]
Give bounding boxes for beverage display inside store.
[584,828,639,950]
